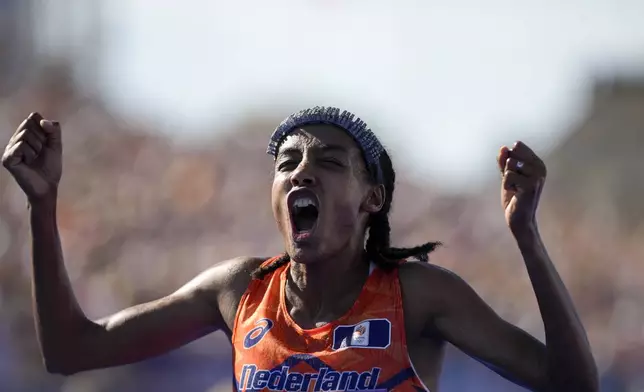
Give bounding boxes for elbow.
[39,321,102,376]
[41,348,85,376]
[576,370,600,392]
[547,367,600,392]
[543,343,599,392]
[584,365,601,392]
[549,380,599,392]
[43,357,79,376]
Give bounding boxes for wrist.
[28,190,58,213]
[511,221,539,245]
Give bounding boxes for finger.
[509,141,540,162]
[28,112,44,124]
[9,119,28,144]
[26,121,47,144]
[7,127,43,152]
[39,119,60,134]
[2,140,25,168]
[18,141,38,165]
[9,129,26,146]
[21,129,44,153]
[39,120,62,148]
[10,114,46,145]
[497,146,510,173]
[505,157,534,176]
[503,170,532,192]
[509,141,547,177]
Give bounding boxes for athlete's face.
[271,125,384,263]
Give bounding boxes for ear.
[362,184,385,213]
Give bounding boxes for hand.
[2,112,63,202]
[497,141,547,234]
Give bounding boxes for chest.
[236,317,397,390]
[230,267,428,391]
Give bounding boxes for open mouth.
[287,189,320,238]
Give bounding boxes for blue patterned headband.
[266,106,386,184]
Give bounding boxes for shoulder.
[177,256,268,332]
[189,256,267,296]
[176,256,267,307]
[398,261,465,293]
[398,261,474,318]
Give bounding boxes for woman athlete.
[2,109,597,391]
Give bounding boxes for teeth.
[293,197,315,208]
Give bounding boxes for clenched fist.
[2,112,62,201]
[497,141,547,234]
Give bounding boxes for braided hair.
[252,146,441,280]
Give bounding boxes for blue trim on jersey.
[374,367,418,391]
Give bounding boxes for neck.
[286,246,370,326]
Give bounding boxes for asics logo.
[243,318,274,349]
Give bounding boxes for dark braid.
[252,140,441,280]
[252,253,290,280]
[365,152,441,271]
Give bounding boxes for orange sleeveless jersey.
[231,257,430,392]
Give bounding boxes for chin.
[286,241,325,265]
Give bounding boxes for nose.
[290,163,316,187]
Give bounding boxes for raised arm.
[30,196,237,374]
[402,262,549,390]
[406,230,597,391]
[2,113,259,375]
[494,141,598,390]
[402,142,598,392]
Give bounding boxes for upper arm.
[400,263,548,391]
[60,256,263,374]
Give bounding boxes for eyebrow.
[277,144,350,157]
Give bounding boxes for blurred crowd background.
[1,1,644,391]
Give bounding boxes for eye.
[277,160,298,171]
[321,158,344,167]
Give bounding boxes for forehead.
[277,124,361,154]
